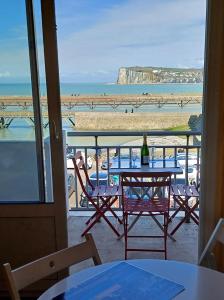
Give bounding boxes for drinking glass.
[150,147,155,161]
[132,150,138,168]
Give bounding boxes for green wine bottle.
[141,134,149,165]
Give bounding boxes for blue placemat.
[53,262,185,300]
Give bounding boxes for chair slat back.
[121,172,171,202]
[72,151,94,196]
[171,184,200,197]
[122,180,170,188]
[121,171,171,179]
[3,233,101,300]
[199,218,224,268]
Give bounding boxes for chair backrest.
[121,171,171,204]
[72,151,94,197]
[199,218,224,269]
[3,233,101,300]
[171,184,199,198]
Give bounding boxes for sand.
[74,111,196,131]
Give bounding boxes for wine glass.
[132,150,138,168]
[151,147,155,161]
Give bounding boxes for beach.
[74,111,195,131]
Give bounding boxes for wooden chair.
[121,172,171,260]
[73,151,122,237]
[3,233,101,300]
[199,218,224,269]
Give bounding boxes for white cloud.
[56,0,206,81]
[0,0,206,82]
[0,71,10,78]
[195,58,204,67]
[0,47,30,80]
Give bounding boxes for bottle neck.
[143,135,147,145]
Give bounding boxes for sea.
[0,82,203,96]
[0,82,203,143]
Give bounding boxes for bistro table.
[109,159,183,241]
[109,158,183,176]
[38,259,224,300]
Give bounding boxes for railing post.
[186,134,189,185]
[118,147,121,169]
[185,134,190,223]
[196,147,200,187]
[173,147,177,210]
[74,147,79,209]
[94,135,100,208]
[95,135,99,185]
[106,147,110,185]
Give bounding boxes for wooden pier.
[0,94,202,128]
[0,111,75,128]
[0,94,202,108]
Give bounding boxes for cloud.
[0,71,10,78]
[0,0,206,82]
[56,0,206,82]
[0,46,31,82]
[195,58,204,67]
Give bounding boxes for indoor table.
[38,259,224,300]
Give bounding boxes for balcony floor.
[68,215,198,272]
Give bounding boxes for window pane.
[0,1,42,202]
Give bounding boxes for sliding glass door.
[0,0,68,297]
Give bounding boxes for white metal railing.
[66,131,201,210]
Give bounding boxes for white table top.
[38,259,224,300]
[109,159,183,175]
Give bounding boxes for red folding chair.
[169,184,199,236]
[73,151,122,237]
[121,172,171,260]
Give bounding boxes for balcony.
[66,130,201,211]
[66,131,201,266]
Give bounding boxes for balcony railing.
[66,131,201,210]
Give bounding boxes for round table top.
[38,259,224,300]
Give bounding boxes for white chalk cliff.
[117,67,203,84]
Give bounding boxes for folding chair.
[3,233,101,300]
[121,171,171,260]
[73,151,122,237]
[199,218,224,269]
[169,184,199,235]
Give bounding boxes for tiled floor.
[68,215,198,272]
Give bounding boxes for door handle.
[52,120,60,141]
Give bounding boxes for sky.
[0,0,206,83]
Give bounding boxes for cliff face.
[117,67,157,84]
[117,66,203,84]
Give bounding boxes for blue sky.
[0,0,206,83]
